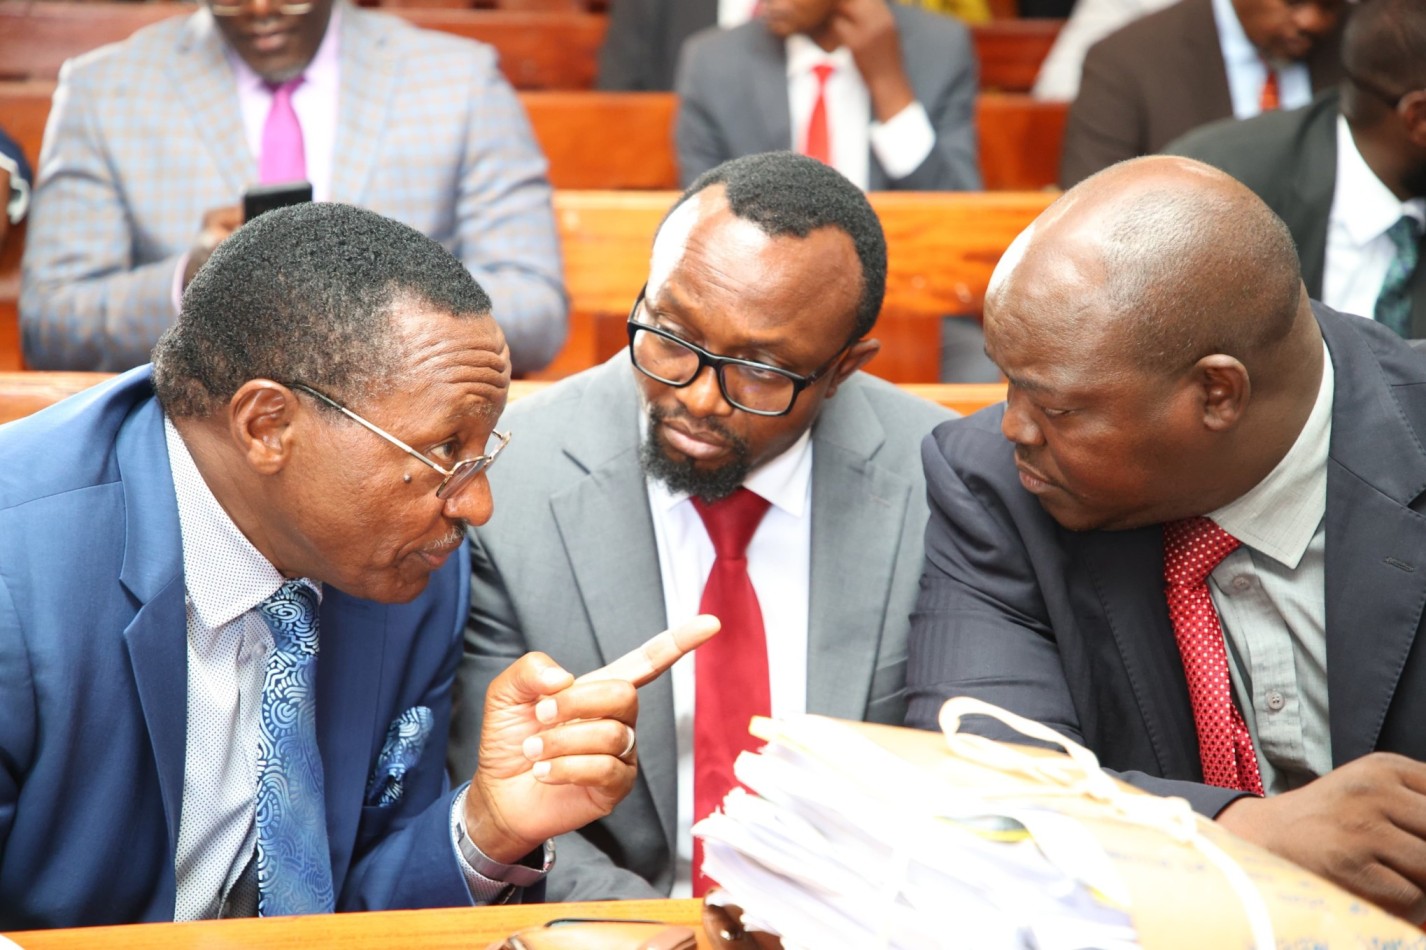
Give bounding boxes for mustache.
[648,402,740,446]
[421,521,468,554]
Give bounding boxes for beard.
[640,402,752,503]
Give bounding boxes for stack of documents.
[693,699,1423,950]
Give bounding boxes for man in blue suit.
[0,202,706,928]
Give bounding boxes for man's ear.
[1402,89,1426,149]
[824,338,880,398]
[1194,354,1250,432]
[228,380,300,475]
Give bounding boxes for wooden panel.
[522,91,680,190]
[0,3,1057,92]
[976,94,1066,192]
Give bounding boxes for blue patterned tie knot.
[254,579,335,917]
[1375,215,1422,339]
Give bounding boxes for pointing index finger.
[576,615,721,688]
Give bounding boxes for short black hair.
[676,151,887,341]
[1344,0,1426,101]
[153,202,492,417]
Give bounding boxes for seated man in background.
[1170,0,1426,338]
[20,0,565,376]
[449,152,953,901]
[598,0,989,92]
[0,125,31,255]
[909,155,1426,923]
[1059,0,1346,187]
[0,202,707,928]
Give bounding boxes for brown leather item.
[486,918,697,950]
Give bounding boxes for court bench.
[0,3,1061,92]
[0,373,1007,426]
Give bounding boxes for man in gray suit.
[20,0,565,375]
[1169,0,1426,338]
[909,155,1426,923]
[448,151,952,901]
[674,0,980,190]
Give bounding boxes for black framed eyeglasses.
[625,287,849,417]
[292,383,510,501]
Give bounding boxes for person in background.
[1169,0,1426,338]
[1033,0,1175,101]
[909,155,1426,924]
[1058,0,1346,187]
[20,0,565,375]
[449,152,952,902]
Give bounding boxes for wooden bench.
[0,3,1060,92]
[0,372,1005,426]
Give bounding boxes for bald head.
[988,156,1308,379]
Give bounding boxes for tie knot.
[812,63,835,85]
[258,580,320,655]
[267,76,303,100]
[1163,517,1241,588]
[691,488,771,561]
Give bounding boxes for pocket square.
[365,705,434,807]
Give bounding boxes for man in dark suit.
[1059,0,1346,188]
[0,203,705,928]
[908,155,1426,923]
[1169,0,1426,338]
[449,152,952,901]
[675,0,980,190]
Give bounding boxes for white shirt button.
[1266,690,1285,711]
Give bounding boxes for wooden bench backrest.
[0,3,1059,91]
[0,372,1005,425]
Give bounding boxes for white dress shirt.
[1323,114,1426,321]
[646,426,814,898]
[1207,342,1333,794]
[1210,0,1311,119]
[784,33,934,190]
[718,0,760,28]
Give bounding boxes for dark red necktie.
[802,64,836,165]
[690,487,772,896]
[1162,517,1265,796]
[1258,65,1280,112]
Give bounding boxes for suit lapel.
[330,6,399,206]
[1185,0,1233,121]
[748,29,793,153]
[167,11,254,196]
[805,385,908,718]
[115,399,190,867]
[1318,311,1426,763]
[548,365,677,846]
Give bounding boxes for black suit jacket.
[907,304,1426,816]
[597,0,717,91]
[1169,90,1426,339]
[1059,0,1344,188]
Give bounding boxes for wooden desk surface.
[3,899,711,949]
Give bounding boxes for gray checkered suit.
[19,2,566,373]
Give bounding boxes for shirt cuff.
[449,784,554,904]
[869,100,935,183]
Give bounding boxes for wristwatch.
[455,815,555,887]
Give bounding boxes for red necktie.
[260,77,307,184]
[1258,65,1280,113]
[802,64,836,165]
[690,487,772,896]
[1162,517,1265,796]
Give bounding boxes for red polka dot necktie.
[1162,517,1265,796]
[690,487,772,896]
[802,64,836,166]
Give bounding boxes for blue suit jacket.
[0,368,485,928]
[907,304,1426,817]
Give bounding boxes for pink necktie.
[1162,517,1265,796]
[260,77,307,184]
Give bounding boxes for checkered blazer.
[19,3,567,373]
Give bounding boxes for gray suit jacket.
[1059,0,1344,188]
[20,3,566,374]
[448,356,953,899]
[907,303,1426,818]
[674,5,981,190]
[597,0,717,91]
[1169,90,1426,339]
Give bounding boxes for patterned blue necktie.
[1375,215,1421,339]
[255,580,335,916]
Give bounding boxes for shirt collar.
[1209,340,1332,568]
[785,32,855,79]
[225,3,342,93]
[644,415,814,520]
[1332,114,1426,248]
[164,416,320,630]
[1210,0,1261,68]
